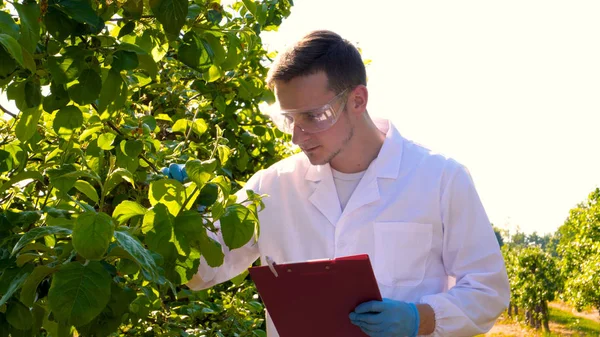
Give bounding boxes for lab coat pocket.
[373,222,433,287]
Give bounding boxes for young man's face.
[274,72,355,166]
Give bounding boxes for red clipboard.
[248,254,382,337]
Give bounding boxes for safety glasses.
[269,89,349,134]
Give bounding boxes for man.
[167,30,510,336]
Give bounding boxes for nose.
[291,124,310,145]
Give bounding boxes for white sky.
[260,0,600,235]
[2,1,599,235]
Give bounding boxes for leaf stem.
[178,185,200,217]
[104,119,160,174]
[0,104,17,119]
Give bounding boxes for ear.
[347,85,368,115]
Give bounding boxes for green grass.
[477,305,600,337]
[547,306,600,336]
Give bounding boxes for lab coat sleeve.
[186,171,264,291]
[419,164,510,336]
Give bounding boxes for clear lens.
[267,89,348,134]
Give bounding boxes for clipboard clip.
[266,255,279,277]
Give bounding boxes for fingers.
[349,318,383,336]
[354,300,385,314]
[349,312,384,325]
[169,163,184,182]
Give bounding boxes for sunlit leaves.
[15,105,43,142]
[53,105,83,138]
[148,179,186,216]
[112,200,146,224]
[178,31,211,70]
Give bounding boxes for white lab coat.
[187,118,510,337]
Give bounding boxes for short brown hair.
[266,30,367,94]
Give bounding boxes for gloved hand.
[349,298,420,337]
[161,163,188,182]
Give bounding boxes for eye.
[306,111,325,121]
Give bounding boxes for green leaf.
[20,265,57,307]
[6,301,32,330]
[217,145,231,165]
[122,0,143,19]
[97,70,123,113]
[0,45,17,77]
[72,212,114,260]
[48,261,111,326]
[206,64,222,82]
[120,139,143,157]
[0,270,29,307]
[142,204,197,283]
[0,11,19,40]
[44,6,76,41]
[0,34,24,69]
[53,105,83,138]
[206,9,222,25]
[47,164,78,193]
[97,133,116,150]
[112,50,138,71]
[178,31,211,70]
[113,229,161,282]
[11,226,72,256]
[0,170,44,195]
[47,56,82,84]
[220,204,257,250]
[15,105,43,142]
[150,0,187,36]
[117,21,135,38]
[185,159,216,188]
[242,0,257,15]
[24,80,41,108]
[103,168,135,196]
[43,82,70,112]
[52,0,103,32]
[148,179,186,216]
[221,34,241,71]
[118,42,148,55]
[204,33,225,65]
[74,180,99,203]
[68,69,102,105]
[112,200,146,224]
[200,232,223,268]
[13,3,41,54]
[171,119,188,134]
[198,183,219,207]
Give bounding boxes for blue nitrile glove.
[349,298,420,337]
[161,163,188,182]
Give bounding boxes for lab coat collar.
[304,118,404,182]
[304,118,403,224]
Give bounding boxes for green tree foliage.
[0,0,295,335]
[556,188,600,316]
[502,245,561,332]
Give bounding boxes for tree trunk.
[542,301,550,332]
[526,310,532,327]
[508,302,513,317]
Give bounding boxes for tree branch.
[0,104,17,119]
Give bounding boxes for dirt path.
[549,301,599,323]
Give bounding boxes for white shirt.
[331,168,366,210]
[187,118,510,337]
